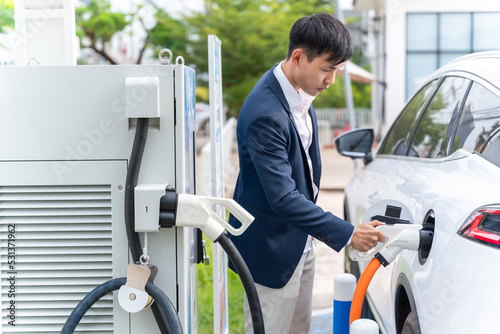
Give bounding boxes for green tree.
[148,8,188,63]
[148,0,371,117]
[0,0,14,48]
[148,0,337,117]
[76,1,187,65]
[76,0,131,64]
[74,0,372,116]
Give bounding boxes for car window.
[452,82,500,166]
[379,79,439,156]
[409,76,470,158]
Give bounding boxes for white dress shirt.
[274,62,317,253]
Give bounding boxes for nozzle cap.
[351,319,379,333]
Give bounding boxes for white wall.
[382,0,500,128]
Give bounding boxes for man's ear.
[290,48,306,67]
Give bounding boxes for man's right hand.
[350,220,386,252]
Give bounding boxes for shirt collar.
[273,61,315,110]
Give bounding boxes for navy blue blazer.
[228,64,354,289]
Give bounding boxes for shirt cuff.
[346,228,355,246]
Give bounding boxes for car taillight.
[458,206,500,247]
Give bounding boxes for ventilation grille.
[0,185,114,333]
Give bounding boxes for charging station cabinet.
[0,63,199,333]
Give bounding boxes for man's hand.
[350,220,386,252]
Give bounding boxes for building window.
[406,12,500,99]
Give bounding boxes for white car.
[335,51,500,334]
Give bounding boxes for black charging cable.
[123,118,176,334]
[60,278,182,334]
[125,118,149,263]
[217,233,265,334]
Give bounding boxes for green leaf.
[0,0,14,39]
[75,0,131,63]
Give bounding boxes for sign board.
[208,34,228,334]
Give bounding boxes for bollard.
[350,319,379,334]
[333,273,356,334]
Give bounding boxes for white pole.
[333,273,357,333]
[334,0,357,130]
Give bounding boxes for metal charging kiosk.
[0,60,200,333]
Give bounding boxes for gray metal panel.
[0,160,128,334]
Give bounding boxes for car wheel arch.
[395,273,422,334]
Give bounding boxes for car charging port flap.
[371,204,411,225]
[371,214,411,225]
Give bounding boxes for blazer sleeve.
[243,113,354,251]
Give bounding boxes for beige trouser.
[244,248,316,334]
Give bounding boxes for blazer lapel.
[267,64,292,115]
[266,67,318,200]
[308,105,321,199]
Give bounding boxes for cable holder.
[118,261,155,313]
[140,233,150,266]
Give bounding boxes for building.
[355,0,500,135]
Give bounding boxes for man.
[228,12,385,333]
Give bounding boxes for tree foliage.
[0,0,14,48]
[168,0,348,117]
[148,8,188,61]
[74,0,372,117]
[76,0,131,64]
[76,0,188,65]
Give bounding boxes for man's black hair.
[287,12,353,65]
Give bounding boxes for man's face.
[294,52,344,97]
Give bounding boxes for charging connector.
[350,201,434,266]
[157,189,254,241]
[349,200,435,327]
[350,224,422,266]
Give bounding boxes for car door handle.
[368,192,379,204]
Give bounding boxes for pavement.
[196,133,357,333]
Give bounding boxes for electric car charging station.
[0,2,266,334]
[0,54,199,333]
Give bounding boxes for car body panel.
[345,151,500,333]
[339,51,500,333]
[417,235,500,333]
[432,52,500,90]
